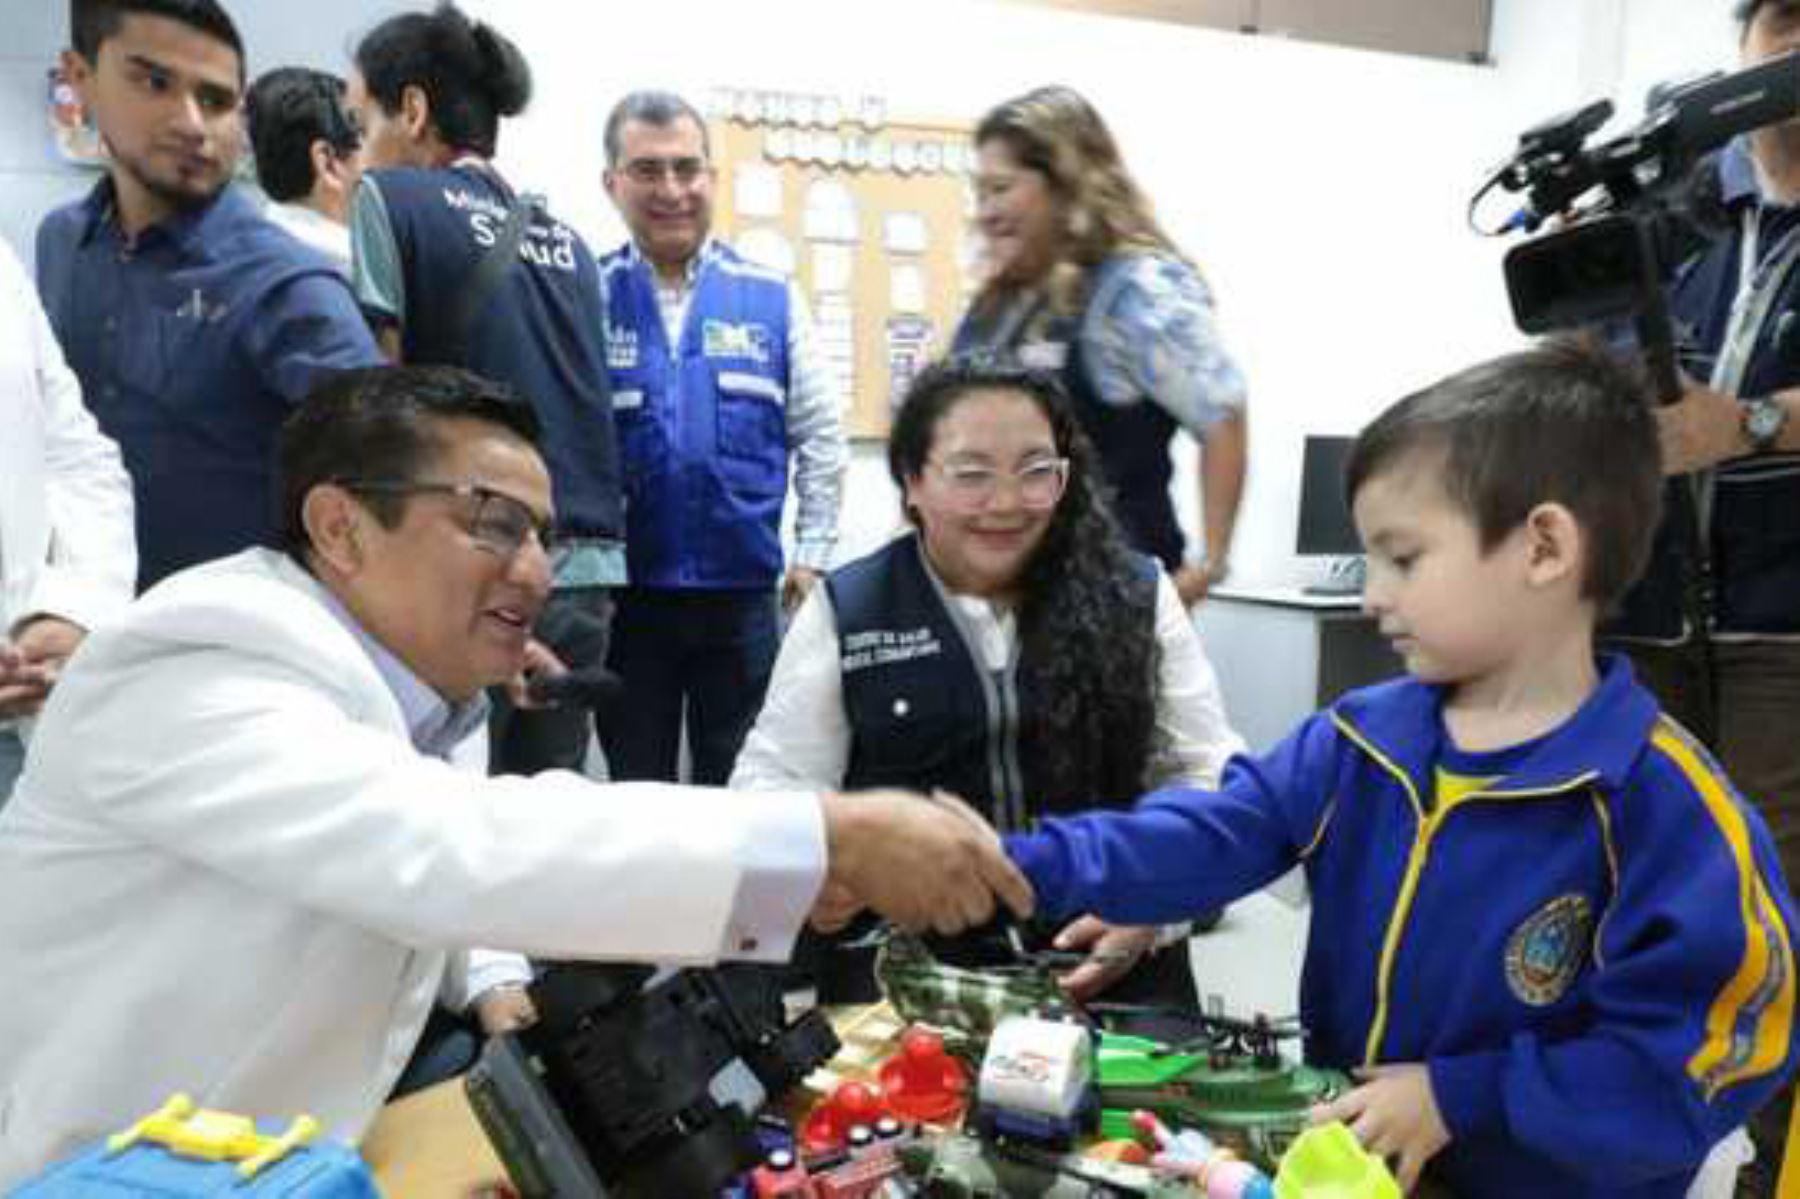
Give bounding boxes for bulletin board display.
[708,112,979,440]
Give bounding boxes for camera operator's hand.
[1658,382,1752,473]
[819,788,1034,935]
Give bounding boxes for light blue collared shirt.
[315,588,488,760]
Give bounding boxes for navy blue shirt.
[36,180,382,590]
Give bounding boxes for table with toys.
[362,930,1408,1198]
[10,930,1411,1198]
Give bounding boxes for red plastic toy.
[876,1028,969,1124]
[798,1081,894,1156]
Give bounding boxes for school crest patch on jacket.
[1505,893,1593,1006]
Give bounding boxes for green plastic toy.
[1095,1030,1350,1169]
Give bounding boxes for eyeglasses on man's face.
[339,480,558,558]
[620,155,709,186]
[925,455,1070,511]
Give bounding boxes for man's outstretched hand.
[818,789,1034,936]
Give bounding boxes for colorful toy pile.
[733,931,1399,1199]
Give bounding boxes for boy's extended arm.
[1427,744,1797,1186]
[1004,713,1339,925]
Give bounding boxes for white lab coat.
[0,549,823,1185]
[0,238,134,723]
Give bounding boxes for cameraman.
[1611,3,1800,1191]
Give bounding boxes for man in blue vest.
[598,90,847,786]
[37,0,382,592]
[346,5,626,779]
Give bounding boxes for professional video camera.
[1471,50,1800,399]
[465,962,839,1198]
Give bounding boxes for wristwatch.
[1742,395,1789,453]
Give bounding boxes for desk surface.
[362,1079,506,1198]
[1210,582,1364,612]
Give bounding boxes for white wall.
[450,0,1736,586]
[1615,0,1739,121]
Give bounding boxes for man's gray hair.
[603,89,710,165]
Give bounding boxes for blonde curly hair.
[972,85,1190,318]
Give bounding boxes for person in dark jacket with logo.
[1611,9,1800,1185]
[733,356,1242,1015]
[345,3,624,779]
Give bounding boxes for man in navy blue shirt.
[37,0,381,592]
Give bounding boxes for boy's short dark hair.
[245,68,361,203]
[71,0,243,65]
[353,3,530,159]
[1345,339,1663,611]
[276,365,540,557]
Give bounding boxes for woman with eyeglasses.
[732,356,1243,1021]
[955,85,1248,608]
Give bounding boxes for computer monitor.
[1296,435,1363,594]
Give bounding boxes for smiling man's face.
[344,417,555,702]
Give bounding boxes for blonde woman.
[955,86,1248,606]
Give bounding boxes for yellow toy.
[1273,1122,1400,1199]
[106,1093,321,1180]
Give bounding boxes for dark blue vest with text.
[371,165,623,541]
[829,534,1159,828]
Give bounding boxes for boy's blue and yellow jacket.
[1007,656,1796,1198]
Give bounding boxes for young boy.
[1005,342,1798,1198]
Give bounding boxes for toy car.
[971,1015,1099,1150]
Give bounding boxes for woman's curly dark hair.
[888,355,1165,810]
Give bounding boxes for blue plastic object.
[10,1096,378,1199]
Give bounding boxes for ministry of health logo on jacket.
[1505,893,1594,1006]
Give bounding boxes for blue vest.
[1611,155,1800,639]
[828,534,1158,828]
[955,256,1184,569]
[600,244,792,588]
[369,165,623,541]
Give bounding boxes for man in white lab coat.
[0,237,135,803]
[0,364,1029,1186]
